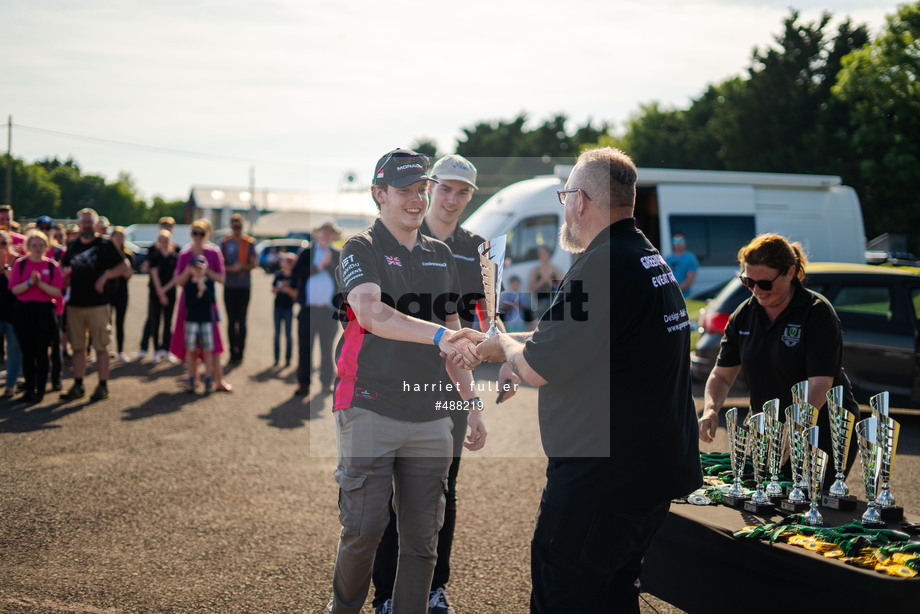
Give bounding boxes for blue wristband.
[433,326,446,346]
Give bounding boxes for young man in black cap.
[454,147,702,613]
[327,149,486,614]
[371,154,517,614]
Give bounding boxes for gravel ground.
[1,270,917,614]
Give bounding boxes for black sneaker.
[51,380,63,392]
[90,384,109,401]
[61,384,85,400]
[374,600,392,614]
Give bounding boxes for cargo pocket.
[334,467,367,536]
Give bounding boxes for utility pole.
[4,116,11,205]
[248,165,256,234]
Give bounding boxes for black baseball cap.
[373,149,436,188]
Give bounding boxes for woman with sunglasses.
[162,220,233,392]
[698,232,858,485]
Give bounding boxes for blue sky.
[0,1,901,203]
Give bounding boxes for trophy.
[803,426,829,526]
[855,417,885,528]
[722,407,749,508]
[762,399,785,501]
[478,235,507,338]
[743,412,774,514]
[870,392,902,521]
[822,385,857,510]
[781,404,811,513]
[791,380,808,407]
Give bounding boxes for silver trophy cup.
[870,392,900,508]
[803,426,828,526]
[725,408,748,498]
[762,399,785,498]
[784,404,810,503]
[826,386,855,497]
[791,380,809,407]
[478,235,507,339]
[747,412,771,504]
[855,417,883,526]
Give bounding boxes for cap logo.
[396,163,423,172]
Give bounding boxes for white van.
[463,166,866,296]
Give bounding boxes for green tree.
[0,156,61,219]
[834,1,920,250]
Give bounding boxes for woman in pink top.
[162,220,233,391]
[10,230,64,403]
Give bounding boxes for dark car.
[691,263,920,404]
[255,238,308,273]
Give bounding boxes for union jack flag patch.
[385,255,402,267]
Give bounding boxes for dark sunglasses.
[739,270,784,291]
[191,230,206,237]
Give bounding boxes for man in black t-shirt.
[60,208,130,402]
[453,148,703,613]
[327,149,485,614]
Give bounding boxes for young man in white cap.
[371,155,518,614]
[327,149,486,614]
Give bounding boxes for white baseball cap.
[430,155,477,189]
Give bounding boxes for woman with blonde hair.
[9,230,63,403]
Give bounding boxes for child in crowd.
[272,252,297,367]
[178,256,216,394]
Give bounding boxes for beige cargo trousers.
[329,407,453,614]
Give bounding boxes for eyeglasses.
[191,230,206,237]
[739,270,784,291]
[557,188,591,206]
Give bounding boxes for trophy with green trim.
[762,399,785,501]
[744,412,774,514]
[822,385,856,510]
[803,426,828,526]
[870,392,902,522]
[722,407,749,509]
[781,404,811,513]
[478,235,506,339]
[855,417,885,528]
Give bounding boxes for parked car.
[255,238,308,273]
[691,263,920,404]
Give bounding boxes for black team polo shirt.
[523,218,703,513]
[420,219,486,329]
[334,218,461,423]
[62,236,124,307]
[716,279,860,416]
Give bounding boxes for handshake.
[437,328,506,370]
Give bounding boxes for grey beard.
[558,221,585,254]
